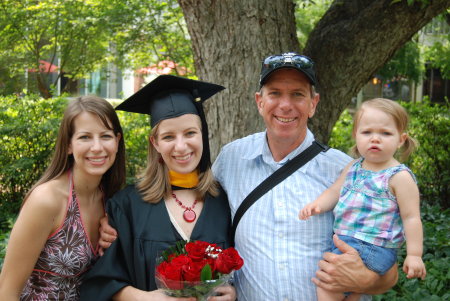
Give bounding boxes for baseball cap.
[259,52,316,87]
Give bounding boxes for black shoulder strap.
[230,140,329,245]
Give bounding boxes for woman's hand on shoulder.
[98,214,117,256]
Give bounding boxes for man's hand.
[312,234,380,293]
[98,214,117,256]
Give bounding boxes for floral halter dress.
[21,170,100,300]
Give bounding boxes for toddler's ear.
[399,133,408,147]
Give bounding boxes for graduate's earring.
[159,156,164,164]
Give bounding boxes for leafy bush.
[402,99,449,209]
[328,109,354,155]
[116,110,150,184]
[0,94,68,232]
[373,204,450,301]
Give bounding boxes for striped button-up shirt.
[213,129,355,301]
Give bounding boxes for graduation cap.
[116,75,225,172]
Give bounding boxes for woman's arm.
[0,185,63,300]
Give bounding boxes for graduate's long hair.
[23,96,126,203]
[137,117,218,203]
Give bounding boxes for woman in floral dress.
[0,96,126,300]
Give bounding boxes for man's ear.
[255,91,264,115]
[308,93,320,118]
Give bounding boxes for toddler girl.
[300,98,426,301]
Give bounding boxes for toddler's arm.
[299,161,353,220]
[391,170,426,280]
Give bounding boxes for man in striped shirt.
[212,52,397,300]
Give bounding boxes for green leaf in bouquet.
[200,264,212,281]
[162,240,188,261]
[176,240,187,254]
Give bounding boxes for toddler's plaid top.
[333,158,415,248]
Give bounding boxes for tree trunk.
[304,0,450,142]
[178,0,299,159]
[179,0,449,159]
[36,73,52,99]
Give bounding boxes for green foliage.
[402,99,450,209]
[0,0,193,98]
[329,98,450,209]
[423,33,450,79]
[328,109,354,156]
[0,217,15,270]
[377,40,424,83]
[373,204,450,300]
[0,0,123,97]
[295,0,332,46]
[116,110,150,184]
[112,0,194,75]
[0,94,68,230]
[161,240,188,262]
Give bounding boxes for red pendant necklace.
[172,192,198,223]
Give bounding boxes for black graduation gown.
[80,185,231,301]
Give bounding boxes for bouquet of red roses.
[155,240,243,300]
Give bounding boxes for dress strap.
[68,168,74,196]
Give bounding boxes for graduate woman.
[0,96,125,300]
[80,75,235,301]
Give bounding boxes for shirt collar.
[242,129,316,165]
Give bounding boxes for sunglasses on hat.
[259,52,316,87]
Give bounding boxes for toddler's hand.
[403,255,426,280]
[299,203,321,220]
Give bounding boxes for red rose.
[215,247,244,274]
[182,259,207,282]
[170,254,191,267]
[156,261,183,289]
[185,241,214,261]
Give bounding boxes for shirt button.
[284,298,289,301]
[278,232,283,238]
[279,263,285,270]
[278,201,285,207]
